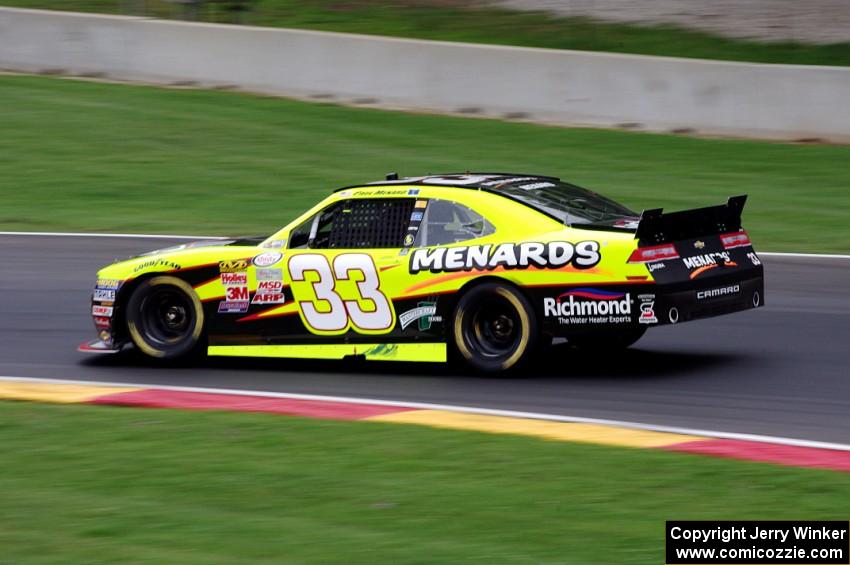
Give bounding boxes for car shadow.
[80,342,741,382]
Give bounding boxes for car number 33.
[288,253,395,334]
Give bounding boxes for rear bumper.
[649,273,763,326]
[537,268,764,336]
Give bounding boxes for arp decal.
[543,288,632,325]
[409,241,600,274]
[252,280,286,305]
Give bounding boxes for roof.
[334,172,561,192]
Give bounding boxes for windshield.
[495,179,637,226]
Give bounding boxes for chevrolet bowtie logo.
[694,240,706,249]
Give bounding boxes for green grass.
[4,0,850,66]
[1,74,848,252]
[0,401,848,563]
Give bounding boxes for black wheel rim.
[466,296,521,359]
[138,287,194,346]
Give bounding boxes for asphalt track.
[1,234,848,443]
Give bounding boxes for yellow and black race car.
[80,173,764,372]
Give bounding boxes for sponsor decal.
[220,272,248,286]
[415,200,428,208]
[409,241,600,274]
[747,252,762,266]
[95,279,121,290]
[260,239,286,249]
[99,330,112,344]
[93,288,116,302]
[638,294,658,324]
[410,211,424,222]
[219,259,249,273]
[403,233,415,247]
[696,284,741,301]
[133,258,181,273]
[683,252,731,270]
[517,181,555,190]
[543,288,632,325]
[218,301,249,314]
[407,189,420,196]
[224,285,249,302]
[647,262,666,273]
[399,301,440,331]
[480,176,537,187]
[694,240,706,249]
[92,305,113,317]
[252,252,283,267]
[93,316,111,329]
[256,268,282,281]
[252,279,285,304]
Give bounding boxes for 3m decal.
[219,259,249,273]
[409,241,600,274]
[288,253,394,335]
[638,294,658,324]
[399,301,439,331]
[92,305,113,317]
[543,288,632,325]
[252,252,283,267]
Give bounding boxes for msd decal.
[543,288,632,325]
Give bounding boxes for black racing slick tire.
[126,276,205,360]
[452,282,538,373]
[568,327,646,351]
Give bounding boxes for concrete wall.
[1,7,848,142]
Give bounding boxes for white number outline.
[288,253,395,335]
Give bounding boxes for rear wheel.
[568,327,646,351]
[452,282,537,373]
[126,276,205,360]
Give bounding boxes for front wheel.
[126,276,205,360]
[452,282,538,373]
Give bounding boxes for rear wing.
[635,195,747,246]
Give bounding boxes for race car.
[80,173,764,372]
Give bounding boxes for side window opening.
[419,199,494,246]
[289,198,416,249]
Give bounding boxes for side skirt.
[207,343,447,363]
